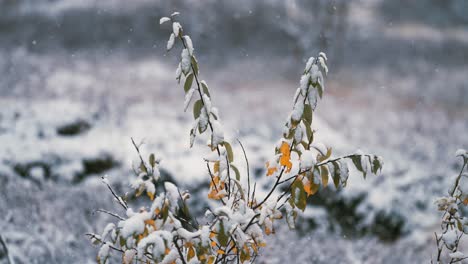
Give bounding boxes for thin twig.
[131,137,147,167]
[102,176,128,210]
[0,235,13,264]
[251,182,257,206]
[94,209,125,220]
[85,233,124,253]
[173,237,187,264]
[237,139,251,205]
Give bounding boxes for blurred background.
[0,0,467,263]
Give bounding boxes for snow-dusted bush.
[432,150,468,263]
[88,13,383,263]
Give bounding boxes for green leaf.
[302,119,314,146]
[193,99,203,120]
[350,155,364,173]
[330,161,341,188]
[224,142,234,162]
[191,55,199,75]
[316,83,323,98]
[218,221,229,247]
[457,219,463,231]
[291,180,307,211]
[149,153,155,168]
[320,165,329,187]
[184,73,194,93]
[120,237,126,247]
[303,104,313,125]
[140,162,147,173]
[199,121,208,134]
[371,156,382,174]
[201,81,211,98]
[283,127,294,140]
[162,204,169,224]
[351,155,368,179]
[231,164,241,181]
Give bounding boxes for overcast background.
[0,0,467,263]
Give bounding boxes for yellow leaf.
[317,147,332,162]
[231,246,237,254]
[210,240,217,247]
[135,184,145,197]
[217,249,225,255]
[185,242,194,248]
[265,225,272,235]
[252,243,258,254]
[321,166,329,187]
[279,142,292,172]
[214,161,220,173]
[464,198,468,205]
[147,191,154,201]
[207,256,216,264]
[240,245,251,262]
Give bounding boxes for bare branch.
[101,176,128,210]
[94,209,125,221]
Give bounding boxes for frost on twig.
[88,13,383,264]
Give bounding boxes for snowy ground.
[1,0,467,263]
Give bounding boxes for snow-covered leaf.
[167,33,175,51]
[159,17,170,25]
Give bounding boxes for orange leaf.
[187,246,195,260]
[265,161,278,176]
[209,231,216,238]
[303,178,319,196]
[208,187,226,200]
[144,219,156,230]
[464,198,468,205]
[279,142,292,172]
[217,249,225,255]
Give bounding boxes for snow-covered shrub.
[88,13,383,263]
[432,149,468,263]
